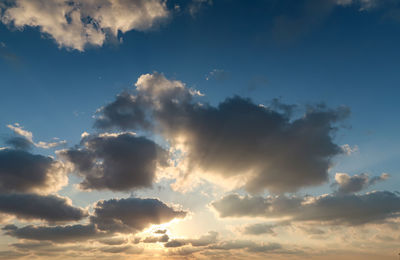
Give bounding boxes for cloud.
[94,72,349,193]
[3,224,100,243]
[165,231,218,248]
[0,193,87,223]
[3,196,186,244]
[0,148,68,194]
[341,144,359,155]
[98,237,128,246]
[188,0,213,17]
[0,0,169,51]
[142,234,169,243]
[207,240,281,253]
[333,172,389,194]
[242,223,275,235]
[4,136,33,151]
[211,191,400,225]
[59,132,168,191]
[6,123,66,150]
[205,69,229,81]
[90,197,187,233]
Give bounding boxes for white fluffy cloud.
[0,0,169,51]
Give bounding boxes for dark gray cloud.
[208,240,281,253]
[0,148,67,194]
[212,191,400,225]
[59,132,167,191]
[165,231,218,248]
[242,223,275,235]
[142,234,169,243]
[94,92,151,130]
[91,197,187,233]
[3,196,186,244]
[3,224,100,243]
[98,237,128,246]
[94,72,349,193]
[4,136,33,151]
[0,193,87,222]
[333,172,389,194]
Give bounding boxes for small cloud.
[206,69,229,81]
[188,0,213,17]
[6,123,66,149]
[341,144,359,155]
[333,172,389,194]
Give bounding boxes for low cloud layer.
[94,72,349,193]
[3,224,100,243]
[59,132,167,191]
[333,172,389,194]
[242,223,276,235]
[0,148,67,194]
[0,193,86,222]
[165,231,218,248]
[0,0,169,51]
[3,196,186,243]
[212,191,400,225]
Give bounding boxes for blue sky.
[0,0,400,259]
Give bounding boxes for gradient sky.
[0,0,400,259]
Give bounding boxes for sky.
[0,0,400,259]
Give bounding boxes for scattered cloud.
[0,0,170,51]
[6,123,66,150]
[212,191,400,225]
[205,69,229,81]
[188,0,213,17]
[341,144,359,155]
[333,172,389,194]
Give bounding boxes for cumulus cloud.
[94,72,349,193]
[59,132,168,191]
[211,191,400,225]
[0,148,68,194]
[90,197,187,233]
[0,193,87,223]
[333,172,389,194]
[0,0,169,51]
